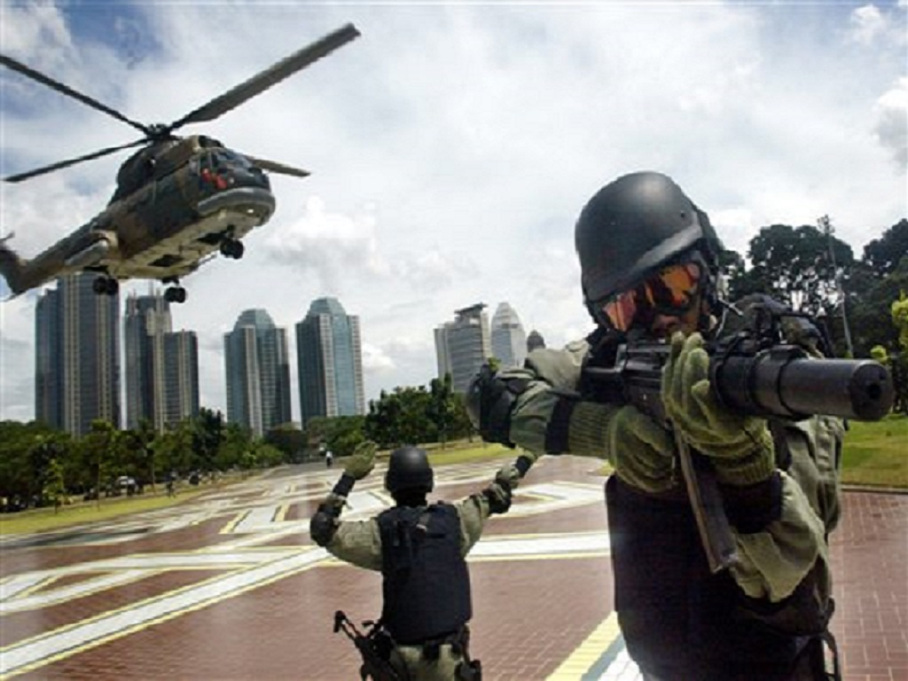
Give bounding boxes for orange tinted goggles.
[601,262,702,332]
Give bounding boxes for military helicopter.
[0,23,359,303]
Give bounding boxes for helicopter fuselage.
[4,136,275,293]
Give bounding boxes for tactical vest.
[377,503,472,644]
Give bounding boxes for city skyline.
[2,4,904,425]
[29,281,522,433]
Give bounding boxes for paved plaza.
[1,455,905,681]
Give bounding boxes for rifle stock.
[334,610,401,681]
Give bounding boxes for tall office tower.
[124,292,199,431]
[434,303,491,393]
[34,273,120,436]
[527,329,546,353]
[490,302,527,369]
[296,297,365,426]
[35,289,62,429]
[225,309,292,437]
[161,331,200,427]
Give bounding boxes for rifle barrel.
[713,352,894,421]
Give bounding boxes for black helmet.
[575,171,723,320]
[385,446,434,495]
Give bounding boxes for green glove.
[661,332,774,486]
[605,404,677,493]
[343,440,377,480]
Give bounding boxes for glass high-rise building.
[434,303,491,393]
[34,273,120,436]
[224,309,292,437]
[124,292,199,431]
[490,302,527,369]
[296,297,365,426]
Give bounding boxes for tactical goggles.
[599,262,702,332]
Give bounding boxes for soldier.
[468,171,843,680]
[310,441,530,681]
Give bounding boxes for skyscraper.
[434,303,491,393]
[296,297,365,425]
[490,302,527,369]
[124,291,199,431]
[224,309,292,437]
[34,273,120,436]
[161,331,200,427]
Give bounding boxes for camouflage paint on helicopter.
[0,23,359,303]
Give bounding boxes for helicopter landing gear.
[164,286,187,304]
[92,275,119,296]
[219,238,244,259]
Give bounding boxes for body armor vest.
[377,503,472,644]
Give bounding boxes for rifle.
[334,610,401,681]
[585,303,894,574]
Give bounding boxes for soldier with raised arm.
[310,441,532,681]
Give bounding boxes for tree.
[305,416,366,458]
[365,387,434,447]
[728,224,854,316]
[863,219,908,276]
[265,423,307,463]
[43,458,67,512]
[79,420,121,506]
[192,408,225,473]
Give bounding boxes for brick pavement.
[0,456,905,680]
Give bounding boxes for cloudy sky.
[1,1,906,424]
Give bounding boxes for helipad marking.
[546,612,642,680]
[0,548,328,678]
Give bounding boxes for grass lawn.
[841,413,908,489]
[0,487,209,536]
[0,446,516,537]
[2,422,901,537]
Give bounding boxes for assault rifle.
[585,302,894,574]
[334,610,401,681]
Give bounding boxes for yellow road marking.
[546,611,622,680]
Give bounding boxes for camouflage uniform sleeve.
[509,341,599,456]
[729,415,843,603]
[326,517,383,571]
[455,494,491,557]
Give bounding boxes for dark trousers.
[606,477,830,681]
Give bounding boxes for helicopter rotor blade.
[4,138,149,183]
[169,23,360,131]
[243,155,311,178]
[0,54,151,136]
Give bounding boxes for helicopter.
[0,23,360,303]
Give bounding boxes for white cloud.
[1,3,906,423]
[849,4,888,44]
[873,77,908,169]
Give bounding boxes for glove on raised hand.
[483,482,512,514]
[602,404,677,494]
[661,332,775,486]
[343,440,377,480]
